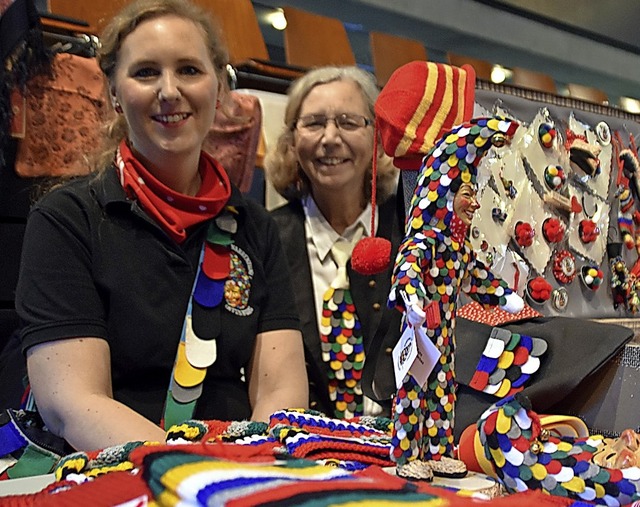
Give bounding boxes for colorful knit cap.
[375,61,476,170]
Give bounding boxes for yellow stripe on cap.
[395,62,436,159]
[422,63,455,154]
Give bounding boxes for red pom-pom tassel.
[351,237,391,275]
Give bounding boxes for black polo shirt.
[16,167,300,423]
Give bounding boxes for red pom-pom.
[351,237,391,275]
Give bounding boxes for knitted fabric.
[139,451,455,506]
[0,409,68,480]
[375,61,476,171]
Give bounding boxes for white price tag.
[392,325,441,389]
[411,325,441,387]
[392,325,417,389]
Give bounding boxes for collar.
[92,163,246,216]
[302,194,372,263]
[450,213,469,243]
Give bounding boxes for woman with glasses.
[264,66,404,419]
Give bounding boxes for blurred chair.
[197,0,304,92]
[511,66,557,94]
[447,52,493,81]
[567,83,608,105]
[282,6,356,68]
[369,31,428,87]
[48,0,128,34]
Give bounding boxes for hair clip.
[580,265,604,291]
[543,165,566,191]
[552,249,576,284]
[542,217,565,243]
[515,221,535,248]
[538,123,556,149]
[595,121,611,146]
[551,287,569,312]
[579,219,600,243]
[526,276,552,305]
[581,194,598,220]
[492,207,508,223]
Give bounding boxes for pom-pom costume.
[388,117,520,476]
[477,394,640,505]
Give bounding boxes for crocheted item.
[54,441,147,481]
[397,459,434,481]
[352,60,476,276]
[268,410,393,470]
[478,393,640,505]
[0,409,68,480]
[14,53,105,178]
[375,61,476,171]
[1,0,52,168]
[320,286,365,419]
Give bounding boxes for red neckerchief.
[450,213,469,244]
[115,140,231,243]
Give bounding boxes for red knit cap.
[376,61,476,170]
[352,61,476,275]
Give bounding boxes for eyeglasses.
[294,113,372,134]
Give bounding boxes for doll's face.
[453,183,480,226]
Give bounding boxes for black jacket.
[271,192,405,416]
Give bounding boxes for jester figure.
[388,116,524,480]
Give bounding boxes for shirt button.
[310,401,318,408]
[369,280,376,288]
[373,303,381,311]
[385,347,393,356]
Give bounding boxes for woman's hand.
[26,337,166,451]
[247,329,308,422]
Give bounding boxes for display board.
[468,85,640,319]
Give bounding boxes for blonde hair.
[92,0,229,173]
[264,66,396,202]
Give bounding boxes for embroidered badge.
[224,244,254,316]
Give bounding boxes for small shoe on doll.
[396,460,434,482]
[426,456,468,479]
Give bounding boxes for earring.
[112,99,123,113]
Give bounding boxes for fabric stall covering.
[454,316,634,439]
[12,53,261,192]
